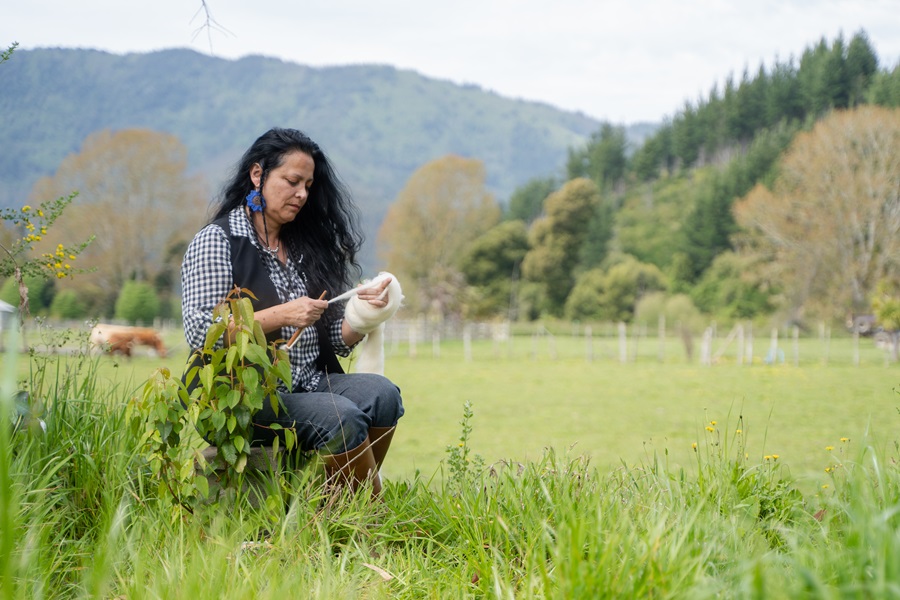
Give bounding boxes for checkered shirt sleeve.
[181,223,232,350]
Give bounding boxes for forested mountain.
[0,47,626,262]
[453,30,900,324]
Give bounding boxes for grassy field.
[4,325,900,597]
[12,325,899,494]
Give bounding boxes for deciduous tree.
[378,155,500,317]
[28,129,206,316]
[521,178,600,315]
[733,106,900,320]
[458,220,529,319]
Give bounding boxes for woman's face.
[250,150,315,227]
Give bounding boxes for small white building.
[0,299,15,350]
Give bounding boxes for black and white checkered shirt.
[181,208,352,392]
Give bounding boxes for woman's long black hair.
[214,128,363,310]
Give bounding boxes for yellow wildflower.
[735,429,742,435]
[822,484,829,489]
[710,421,717,426]
[764,455,772,460]
[21,205,31,212]
[840,437,849,443]
[705,426,715,432]
[691,442,698,451]
[37,210,44,217]
[772,454,779,460]
[825,446,834,451]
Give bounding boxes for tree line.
[380,30,900,331]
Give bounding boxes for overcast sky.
[5,0,900,124]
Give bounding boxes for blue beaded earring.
[246,189,264,212]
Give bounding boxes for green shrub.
[49,289,87,319]
[114,280,160,324]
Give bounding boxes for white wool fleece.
[343,273,403,375]
[343,273,403,335]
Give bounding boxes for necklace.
[245,207,281,256]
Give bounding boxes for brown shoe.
[321,436,381,497]
[368,426,396,470]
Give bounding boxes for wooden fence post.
[700,327,712,365]
[793,325,800,366]
[746,323,754,365]
[585,325,593,362]
[658,315,666,363]
[769,328,779,364]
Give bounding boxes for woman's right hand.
[283,295,328,329]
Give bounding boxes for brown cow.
[90,324,167,358]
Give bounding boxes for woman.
[181,128,403,497]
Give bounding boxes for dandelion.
[710,421,717,426]
[764,455,772,460]
[772,454,779,460]
[840,437,849,443]
[691,442,698,451]
[735,429,742,435]
[705,426,715,432]
[825,446,834,451]
[822,484,829,489]
[825,467,832,473]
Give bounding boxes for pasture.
[5,323,900,597]
[16,323,900,493]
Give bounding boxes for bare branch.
[191,1,234,55]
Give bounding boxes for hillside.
[0,47,620,263]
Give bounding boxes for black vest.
[184,215,343,393]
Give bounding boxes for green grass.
[4,324,900,597]
[21,325,897,495]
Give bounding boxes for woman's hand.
[285,295,329,329]
[253,294,327,337]
[356,276,391,308]
[340,276,393,346]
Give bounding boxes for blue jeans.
[251,373,403,454]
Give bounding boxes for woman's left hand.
[357,276,391,308]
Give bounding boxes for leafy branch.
[128,287,294,513]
